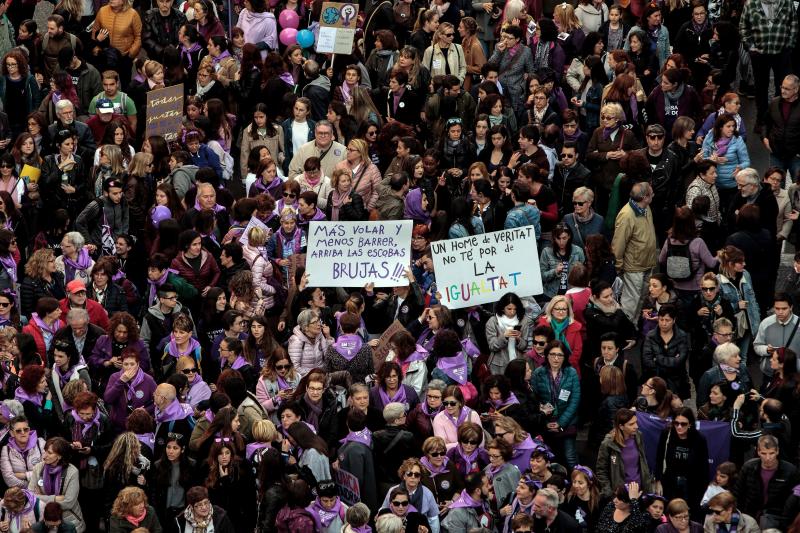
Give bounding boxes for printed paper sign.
[334,467,360,505]
[145,84,184,141]
[316,2,357,54]
[431,227,543,309]
[306,221,413,287]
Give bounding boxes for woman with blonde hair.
[128,152,153,182]
[103,433,151,518]
[537,296,583,372]
[458,17,486,92]
[350,87,383,128]
[92,144,126,197]
[335,138,381,210]
[20,248,66,316]
[422,23,467,82]
[325,168,366,222]
[176,355,211,408]
[255,347,299,423]
[563,465,602,531]
[109,487,161,532]
[395,46,432,94]
[492,414,538,473]
[241,225,278,313]
[553,3,585,63]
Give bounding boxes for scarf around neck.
[308,497,344,529]
[184,503,213,530]
[8,429,38,454]
[716,135,732,156]
[15,386,43,407]
[126,507,147,527]
[147,268,177,304]
[437,353,469,385]
[167,336,200,359]
[155,398,193,423]
[0,253,16,285]
[333,334,363,361]
[379,385,407,407]
[421,455,449,477]
[42,463,63,495]
[70,408,100,436]
[664,83,685,116]
[602,125,620,140]
[340,427,372,448]
[449,489,486,510]
[181,42,202,69]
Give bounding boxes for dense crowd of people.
[0,0,792,530]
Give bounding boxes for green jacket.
[595,431,654,499]
[167,272,199,305]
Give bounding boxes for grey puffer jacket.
[75,196,129,249]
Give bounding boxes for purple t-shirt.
[622,436,641,484]
[761,467,777,505]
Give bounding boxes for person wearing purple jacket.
[103,348,157,433]
[88,312,151,395]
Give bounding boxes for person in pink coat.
[432,385,483,450]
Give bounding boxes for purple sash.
[378,385,408,408]
[420,455,449,478]
[14,386,43,407]
[42,464,62,495]
[245,441,270,461]
[339,428,372,448]
[167,337,201,359]
[8,429,38,454]
[156,399,193,423]
[333,334,363,361]
[70,408,100,436]
[307,497,345,529]
[437,353,468,385]
[449,489,486,510]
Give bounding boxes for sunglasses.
[428,451,445,457]
[534,341,547,346]
[572,201,586,206]
[601,114,616,120]
[405,471,421,478]
[673,421,689,427]
[181,368,197,374]
[392,500,409,507]
[444,33,454,37]
[283,192,297,198]
[709,508,725,515]
[701,287,717,292]
[0,302,11,308]
[647,134,665,140]
[559,153,574,159]
[275,364,291,370]
[460,439,480,445]
[0,164,12,169]
[443,400,459,407]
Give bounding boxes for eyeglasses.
[671,514,690,521]
[283,192,297,198]
[181,368,197,374]
[460,439,480,445]
[193,500,211,509]
[214,437,232,443]
[308,386,324,393]
[642,382,654,390]
[715,331,733,338]
[701,286,717,292]
[13,427,30,434]
[428,451,444,457]
[548,352,565,358]
[405,471,421,478]
[426,394,441,400]
[601,114,616,120]
[275,364,291,370]
[572,201,586,206]
[316,131,332,137]
[443,400,459,407]
[647,134,665,140]
[488,454,502,459]
[160,295,178,301]
[391,500,409,507]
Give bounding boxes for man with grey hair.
[763,75,800,179]
[53,306,106,366]
[373,402,415,494]
[301,59,332,121]
[288,120,346,179]
[611,182,657,322]
[47,99,96,156]
[533,486,579,531]
[729,167,779,240]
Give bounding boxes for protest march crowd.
[0,0,796,529]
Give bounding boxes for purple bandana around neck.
[181,42,202,69]
[254,175,283,195]
[279,71,295,86]
[31,313,61,337]
[15,386,43,407]
[168,337,200,359]
[445,405,471,429]
[42,463,63,495]
[352,526,372,533]
[420,400,442,418]
[0,254,16,285]
[64,248,92,273]
[492,393,519,409]
[449,489,485,510]
[8,429,38,454]
[437,353,468,385]
[193,199,226,214]
[418,329,436,352]
[124,368,146,402]
[148,268,178,304]
[404,345,428,363]
[10,489,36,530]
[276,374,293,391]
[602,126,620,140]
[135,432,155,452]
[245,441,269,461]
[222,355,248,370]
[308,497,344,529]
[54,363,76,385]
[340,427,372,448]
[70,408,100,436]
[487,462,505,479]
[420,455,449,477]
[716,136,732,156]
[457,443,480,467]
[333,334,363,361]
[156,399,193,423]
[379,385,408,407]
[212,50,231,65]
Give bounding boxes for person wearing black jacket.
[337,410,378,512]
[373,402,417,496]
[734,434,800,529]
[672,3,713,87]
[654,407,710,518]
[688,277,736,386]
[142,0,187,62]
[364,270,425,331]
[383,70,422,127]
[53,311,105,366]
[177,486,236,533]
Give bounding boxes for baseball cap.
[96,98,114,114]
[66,280,86,294]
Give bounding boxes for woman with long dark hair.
[203,439,254,530]
[286,420,330,484]
[654,408,709,515]
[149,433,198,528]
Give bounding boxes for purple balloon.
[151,205,172,227]
[278,9,300,29]
[280,27,299,46]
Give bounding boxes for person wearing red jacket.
[59,279,110,331]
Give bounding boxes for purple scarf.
[276,374,294,391]
[31,312,62,337]
[420,400,442,418]
[437,353,468,385]
[211,50,231,66]
[253,175,283,196]
[449,489,486,510]
[420,455,449,478]
[135,433,155,453]
[352,527,372,533]
[491,393,519,409]
[8,429,38,454]
[404,346,428,363]
[456,443,480,467]
[0,254,16,285]
[147,268,178,304]
[418,328,436,352]
[602,125,620,140]
[10,490,36,531]
[41,464,63,495]
[307,497,344,529]
[716,135,732,156]
[167,337,201,359]
[444,405,471,429]
[279,71,295,87]
[333,334,363,361]
[339,428,372,447]
[245,441,270,461]
[70,408,100,436]
[403,188,431,224]
[487,462,505,479]
[54,363,77,385]
[15,386,43,407]
[124,368,146,402]
[629,94,639,121]
[156,399,193,423]
[563,128,583,143]
[378,385,408,408]
[181,42,202,69]
[63,249,92,280]
[222,355,248,370]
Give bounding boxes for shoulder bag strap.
[785,316,800,348]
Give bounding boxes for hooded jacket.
[236,9,277,52]
[165,164,198,199]
[75,196,129,250]
[302,75,332,122]
[288,326,333,376]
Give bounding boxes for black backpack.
[664,241,695,281]
[393,0,413,29]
